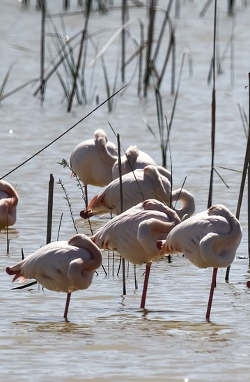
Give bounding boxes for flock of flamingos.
[1,129,242,322]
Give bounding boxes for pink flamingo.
[6,234,102,321]
[91,199,181,308]
[81,165,195,220]
[0,180,19,230]
[158,204,242,321]
[112,145,156,179]
[70,129,117,203]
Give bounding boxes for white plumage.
[6,234,102,321]
[0,180,19,230]
[70,129,117,187]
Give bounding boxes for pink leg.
[206,268,218,322]
[64,292,71,322]
[140,263,151,309]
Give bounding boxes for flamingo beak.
[80,209,94,219]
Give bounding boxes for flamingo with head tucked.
[91,199,181,308]
[6,234,102,321]
[81,165,195,220]
[70,129,117,203]
[112,145,156,179]
[158,204,242,321]
[0,180,19,230]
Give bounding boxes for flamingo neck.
[171,188,195,220]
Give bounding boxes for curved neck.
[171,188,195,219]
[0,181,19,207]
[68,235,102,271]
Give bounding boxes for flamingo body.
[162,204,242,268]
[112,146,156,179]
[0,180,19,230]
[92,199,180,264]
[81,165,195,220]
[70,129,117,187]
[6,234,102,320]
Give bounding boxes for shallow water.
[1,1,250,381]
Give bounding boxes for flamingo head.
[80,194,108,219]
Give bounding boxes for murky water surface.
[1,1,250,381]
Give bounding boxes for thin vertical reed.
[121,0,128,83]
[225,73,250,281]
[63,0,70,10]
[56,212,63,241]
[171,31,176,95]
[143,0,157,97]
[207,0,217,209]
[137,20,144,97]
[248,162,250,267]
[40,0,46,102]
[153,0,174,63]
[46,174,54,244]
[228,0,235,15]
[67,0,92,112]
[117,133,126,295]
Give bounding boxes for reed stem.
[46,174,54,244]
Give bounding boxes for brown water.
[1,1,250,381]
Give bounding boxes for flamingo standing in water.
[158,204,242,321]
[112,145,156,179]
[91,199,181,308]
[6,234,102,321]
[0,180,19,230]
[81,165,195,220]
[70,129,117,203]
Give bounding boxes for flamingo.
[0,180,19,230]
[112,145,156,179]
[158,204,242,321]
[6,234,102,321]
[91,199,181,308]
[80,165,195,220]
[70,129,117,204]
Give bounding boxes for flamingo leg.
[206,267,218,322]
[64,292,71,322]
[140,262,151,309]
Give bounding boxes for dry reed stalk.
[0,65,14,102]
[0,78,38,103]
[248,162,250,268]
[21,249,25,260]
[67,0,92,112]
[58,178,78,233]
[137,20,144,96]
[157,26,174,89]
[0,85,126,181]
[152,0,173,64]
[46,174,54,244]
[207,0,217,209]
[56,212,64,241]
[33,28,84,96]
[171,30,176,95]
[225,73,250,281]
[143,0,157,97]
[121,0,128,83]
[199,0,213,17]
[63,0,70,10]
[228,0,235,15]
[40,0,46,102]
[117,133,126,295]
